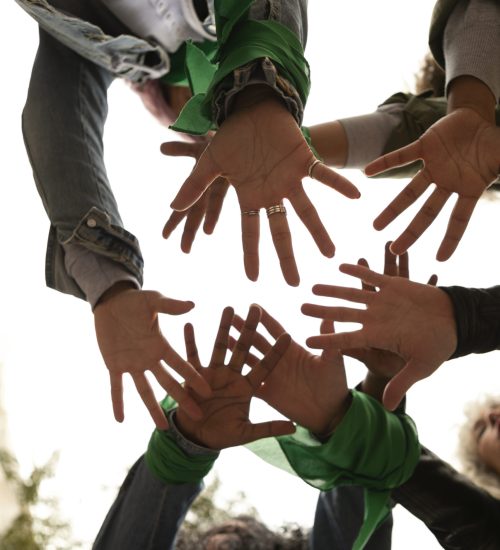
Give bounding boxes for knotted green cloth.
[145,396,218,484]
[170,0,311,135]
[246,391,420,550]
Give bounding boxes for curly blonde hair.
[457,395,500,499]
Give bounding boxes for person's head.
[414,52,445,97]
[458,396,500,498]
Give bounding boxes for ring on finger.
[266,204,287,217]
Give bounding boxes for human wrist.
[230,83,286,114]
[360,372,391,403]
[447,75,496,123]
[95,280,137,308]
[312,393,353,443]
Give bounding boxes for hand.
[175,305,295,449]
[169,88,360,286]
[367,107,500,261]
[343,242,437,380]
[94,285,211,429]
[231,307,350,437]
[161,140,230,252]
[302,263,457,410]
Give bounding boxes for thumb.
[160,141,201,159]
[153,294,196,315]
[382,361,420,410]
[170,152,220,211]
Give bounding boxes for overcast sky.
[1,1,499,548]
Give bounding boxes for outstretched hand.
[175,305,295,450]
[367,108,500,261]
[343,242,437,379]
[93,286,211,429]
[161,140,230,252]
[231,307,350,437]
[302,263,457,410]
[169,90,359,286]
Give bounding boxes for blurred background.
[1,1,499,548]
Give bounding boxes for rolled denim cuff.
[213,57,304,126]
[47,207,144,302]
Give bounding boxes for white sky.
[1,1,499,548]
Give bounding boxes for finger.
[339,263,388,289]
[382,360,422,411]
[436,196,477,262]
[184,323,202,370]
[389,187,450,255]
[150,364,204,420]
[357,258,375,292]
[162,340,211,398]
[306,330,367,351]
[427,274,438,286]
[383,241,397,277]
[243,420,296,443]
[181,199,206,253]
[373,170,431,231]
[268,211,300,287]
[228,335,261,367]
[210,307,234,366]
[241,211,260,282]
[312,162,360,199]
[204,178,230,234]
[312,284,372,304]
[301,304,365,323]
[398,251,409,279]
[160,141,202,159]
[155,295,195,315]
[246,333,291,388]
[320,320,341,362]
[258,307,287,339]
[365,140,422,176]
[170,152,220,211]
[110,372,124,423]
[131,373,169,429]
[229,305,262,373]
[232,314,273,355]
[162,210,187,239]
[289,188,335,257]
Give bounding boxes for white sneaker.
[102,0,216,53]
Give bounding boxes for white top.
[101,0,215,52]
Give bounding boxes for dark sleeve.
[392,446,500,550]
[440,285,500,358]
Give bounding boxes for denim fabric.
[15,0,171,82]
[93,455,203,550]
[311,486,393,550]
[18,0,308,301]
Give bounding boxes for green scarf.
[170,0,311,135]
[247,391,420,550]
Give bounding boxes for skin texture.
[474,405,500,475]
[302,261,456,411]
[174,305,295,450]
[94,283,212,429]
[168,86,360,286]
[367,76,500,261]
[231,307,351,438]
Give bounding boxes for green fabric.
[246,391,420,550]
[161,41,218,87]
[145,396,217,484]
[170,0,311,135]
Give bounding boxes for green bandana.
[246,391,420,550]
[145,396,218,484]
[170,0,311,135]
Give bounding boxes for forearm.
[392,446,500,550]
[440,285,500,358]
